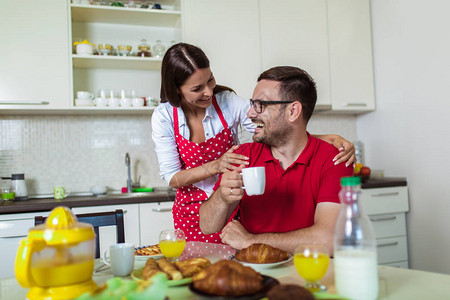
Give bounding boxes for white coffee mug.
[108,97,120,107]
[103,243,135,277]
[242,167,266,196]
[77,91,94,100]
[132,97,144,107]
[94,97,108,107]
[120,98,132,107]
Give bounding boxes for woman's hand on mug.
[215,145,249,173]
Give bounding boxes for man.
[199,66,353,254]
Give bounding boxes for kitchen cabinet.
[182,0,261,99]
[139,201,174,246]
[183,0,375,112]
[327,0,375,111]
[0,0,71,110]
[260,0,375,112]
[361,186,410,267]
[69,1,182,111]
[259,0,331,107]
[0,211,50,279]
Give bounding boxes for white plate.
[232,254,293,270]
[135,254,164,261]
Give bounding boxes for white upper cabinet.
[0,0,71,110]
[327,0,375,111]
[259,0,331,107]
[182,0,261,99]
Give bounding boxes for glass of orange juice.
[294,244,330,292]
[159,229,186,262]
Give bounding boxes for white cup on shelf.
[77,91,94,100]
[120,98,132,107]
[132,97,144,107]
[108,97,120,107]
[94,97,108,107]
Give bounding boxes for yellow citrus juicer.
[15,206,97,300]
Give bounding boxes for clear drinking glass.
[294,244,330,292]
[159,229,186,262]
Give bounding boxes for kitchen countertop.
[0,189,176,215]
[0,178,406,215]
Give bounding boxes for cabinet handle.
[341,103,367,107]
[377,241,399,248]
[371,192,399,197]
[152,207,172,212]
[0,101,49,105]
[370,216,397,222]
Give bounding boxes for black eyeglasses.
[249,99,295,114]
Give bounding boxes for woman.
[152,43,354,243]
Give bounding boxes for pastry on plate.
[192,260,263,296]
[174,257,211,278]
[235,243,290,264]
[135,244,161,256]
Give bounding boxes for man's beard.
[252,118,292,147]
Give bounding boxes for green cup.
[54,186,71,200]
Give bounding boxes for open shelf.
[71,4,181,27]
[72,54,162,70]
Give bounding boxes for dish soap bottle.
[333,176,378,300]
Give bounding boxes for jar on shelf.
[138,39,151,57]
[152,40,165,58]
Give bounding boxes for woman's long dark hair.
[160,43,233,107]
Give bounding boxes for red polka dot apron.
[173,96,234,243]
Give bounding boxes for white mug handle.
[103,250,111,266]
[64,187,71,198]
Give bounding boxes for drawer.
[382,261,409,269]
[361,186,409,215]
[376,236,408,264]
[370,213,406,239]
[0,219,34,238]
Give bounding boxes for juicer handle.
[15,238,39,288]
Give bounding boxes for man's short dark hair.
[258,66,317,122]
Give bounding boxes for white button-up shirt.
[151,91,255,196]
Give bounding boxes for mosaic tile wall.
[0,113,356,196]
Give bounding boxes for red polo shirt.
[214,133,353,234]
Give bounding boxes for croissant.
[174,257,211,277]
[192,260,263,296]
[157,257,183,280]
[235,243,290,264]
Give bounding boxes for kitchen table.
[2,241,450,300]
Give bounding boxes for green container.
[1,192,15,200]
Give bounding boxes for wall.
[357,0,450,273]
[0,113,357,196]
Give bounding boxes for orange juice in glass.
[294,244,330,292]
[159,229,186,261]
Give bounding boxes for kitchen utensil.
[117,45,132,56]
[75,98,95,106]
[53,186,71,200]
[98,43,112,55]
[103,243,135,277]
[94,97,108,107]
[77,91,94,100]
[132,97,144,107]
[11,173,28,200]
[74,40,95,55]
[15,206,97,300]
[90,185,107,195]
[159,229,186,262]
[242,167,265,196]
[125,153,132,193]
[152,40,165,58]
[138,39,151,57]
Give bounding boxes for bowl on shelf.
[118,45,132,56]
[98,43,113,55]
[75,98,94,106]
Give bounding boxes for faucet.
[125,153,132,193]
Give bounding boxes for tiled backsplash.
[0,113,356,195]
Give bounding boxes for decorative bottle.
[334,176,378,300]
